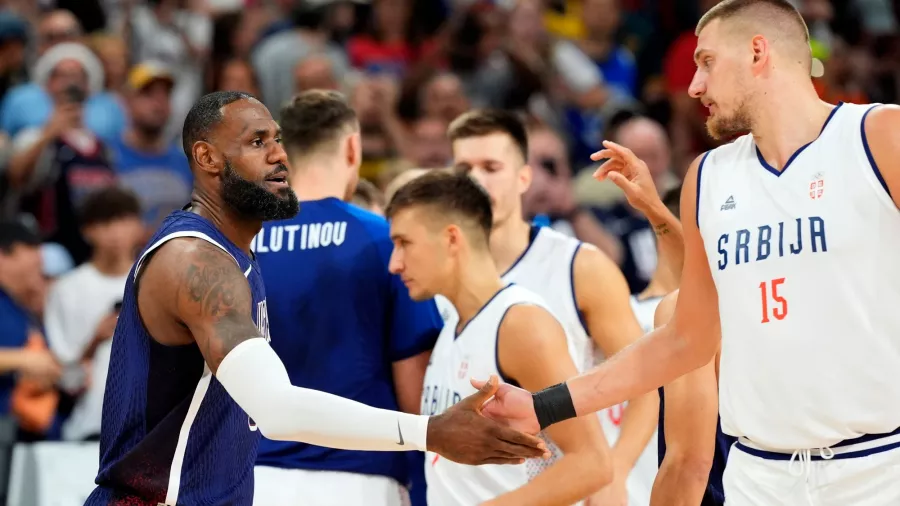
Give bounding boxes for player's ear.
[192,140,223,176]
[519,163,534,195]
[445,224,463,254]
[749,35,769,75]
[346,132,362,170]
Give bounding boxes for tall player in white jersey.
[476,0,900,504]
[446,109,673,505]
[386,171,612,506]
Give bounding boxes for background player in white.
[447,109,669,505]
[387,171,612,506]
[475,0,900,504]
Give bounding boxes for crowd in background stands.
[0,0,896,500]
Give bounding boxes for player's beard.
[706,99,752,140]
[221,160,300,221]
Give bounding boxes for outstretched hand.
[470,378,541,436]
[591,140,660,216]
[427,376,549,465]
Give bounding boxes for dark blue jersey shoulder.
[253,198,440,486]
[87,210,267,506]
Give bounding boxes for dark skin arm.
[139,237,257,369]
[138,237,549,464]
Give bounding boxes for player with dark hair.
[252,90,442,506]
[43,187,144,441]
[387,171,612,506]
[0,221,61,392]
[86,91,547,506]
[478,0,900,504]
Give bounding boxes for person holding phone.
[43,187,144,441]
[5,43,117,264]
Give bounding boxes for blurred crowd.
[0,0,896,500]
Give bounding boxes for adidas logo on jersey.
[720,195,736,211]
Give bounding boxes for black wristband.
[532,382,577,430]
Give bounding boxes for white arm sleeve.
[215,338,430,452]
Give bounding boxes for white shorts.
[253,466,410,506]
[724,431,900,506]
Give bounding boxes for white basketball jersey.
[697,102,900,450]
[629,295,665,334]
[503,227,657,506]
[422,284,573,506]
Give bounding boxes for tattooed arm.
[138,238,548,463]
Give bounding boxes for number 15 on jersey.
[759,278,788,323]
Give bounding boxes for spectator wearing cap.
[0,13,126,140]
[125,0,212,142]
[0,11,29,98]
[4,44,119,265]
[106,62,191,231]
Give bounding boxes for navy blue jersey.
[87,211,269,506]
[591,203,656,294]
[658,388,735,505]
[252,198,441,488]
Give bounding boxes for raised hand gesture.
[591,140,660,217]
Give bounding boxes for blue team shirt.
[0,289,31,416]
[658,388,734,504]
[87,211,268,506]
[252,198,441,490]
[105,135,193,230]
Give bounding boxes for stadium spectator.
[106,62,191,230]
[43,186,142,442]
[0,221,61,428]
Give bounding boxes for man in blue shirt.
[0,222,61,419]
[252,90,442,506]
[106,62,192,231]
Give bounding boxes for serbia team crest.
[809,172,825,200]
